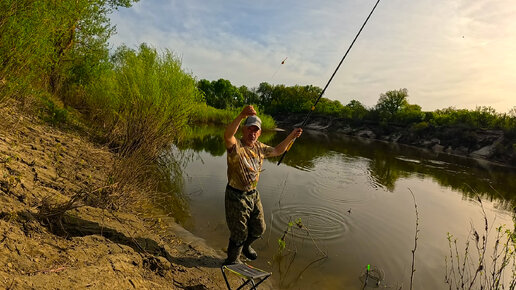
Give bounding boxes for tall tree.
[375,88,409,121]
[258,84,321,115]
[197,78,244,109]
[239,85,260,106]
[509,106,516,118]
[256,82,274,109]
[346,99,369,120]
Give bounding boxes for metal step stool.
[221,263,271,290]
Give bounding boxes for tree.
[346,99,369,120]
[397,104,424,124]
[107,44,199,154]
[375,88,409,121]
[508,106,516,118]
[239,85,260,106]
[315,98,345,116]
[196,78,243,109]
[265,85,320,114]
[256,82,274,109]
[214,79,243,108]
[197,79,213,104]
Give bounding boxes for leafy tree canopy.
[375,88,409,121]
[197,78,243,109]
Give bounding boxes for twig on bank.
[28,265,68,275]
[293,255,327,283]
[408,188,419,290]
[6,278,15,290]
[445,189,516,289]
[295,219,327,258]
[468,196,488,289]
[108,211,149,255]
[274,215,329,288]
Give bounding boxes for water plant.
[273,216,328,288]
[444,196,516,289]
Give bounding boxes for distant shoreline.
[274,114,516,167]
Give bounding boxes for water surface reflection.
[172,125,515,289]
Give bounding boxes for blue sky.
[109,0,516,112]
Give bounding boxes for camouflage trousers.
[225,184,266,245]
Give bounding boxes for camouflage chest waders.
[225,184,266,245]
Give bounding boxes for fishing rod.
[277,0,382,166]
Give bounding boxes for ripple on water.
[271,204,351,241]
[306,156,372,204]
[308,184,369,205]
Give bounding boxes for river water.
[169,126,515,289]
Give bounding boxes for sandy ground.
[0,105,273,289]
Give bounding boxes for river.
[168,125,516,289]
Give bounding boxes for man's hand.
[289,128,303,139]
[270,127,303,157]
[225,105,256,150]
[240,105,257,118]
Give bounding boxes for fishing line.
[277,0,382,166]
[271,57,288,82]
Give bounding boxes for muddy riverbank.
[0,105,271,289]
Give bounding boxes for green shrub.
[42,98,68,126]
[411,121,429,131]
[0,0,135,104]
[0,0,55,102]
[259,112,276,130]
[84,44,201,157]
[190,103,238,125]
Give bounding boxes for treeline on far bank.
[197,79,516,163]
[197,79,516,135]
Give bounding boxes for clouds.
[109,0,515,112]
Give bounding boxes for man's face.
[242,125,261,145]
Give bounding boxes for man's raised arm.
[224,105,256,149]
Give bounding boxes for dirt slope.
[0,105,272,289]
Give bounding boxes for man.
[223,105,303,265]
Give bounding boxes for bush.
[411,121,429,132]
[395,104,424,124]
[84,44,201,157]
[41,97,69,126]
[315,98,345,116]
[190,103,239,125]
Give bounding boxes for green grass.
[190,103,276,130]
[189,103,237,125]
[40,95,69,126]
